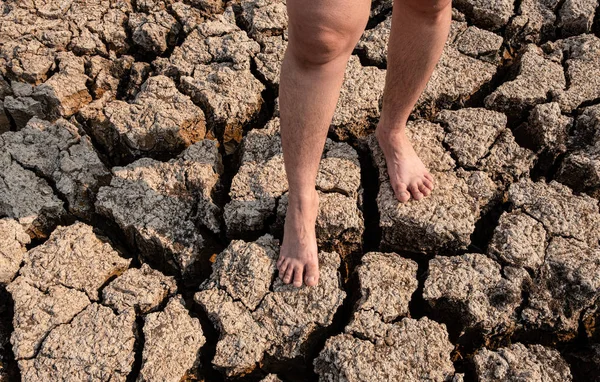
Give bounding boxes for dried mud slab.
[453,0,515,30]
[0,218,30,284]
[138,295,205,382]
[234,0,288,43]
[194,234,345,377]
[346,252,418,341]
[181,62,265,154]
[17,222,131,301]
[0,117,110,219]
[485,44,566,118]
[495,179,600,338]
[545,34,600,113]
[128,10,181,54]
[83,75,207,163]
[506,0,560,45]
[102,263,178,314]
[7,276,90,361]
[423,253,529,339]
[558,0,598,37]
[556,104,600,195]
[314,317,456,381]
[96,140,222,278]
[523,102,572,156]
[161,7,264,151]
[4,52,92,129]
[0,151,66,239]
[473,343,573,381]
[19,303,136,382]
[224,117,363,256]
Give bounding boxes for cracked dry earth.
[1,0,600,381]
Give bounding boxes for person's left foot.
[375,125,434,202]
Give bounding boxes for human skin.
[277,0,452,287]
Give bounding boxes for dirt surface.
[1,0,600,381]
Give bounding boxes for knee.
[287,15,367,66]
[401,0,452,17]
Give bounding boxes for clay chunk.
[194,234,345,376]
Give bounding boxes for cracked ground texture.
[1,0,600,381]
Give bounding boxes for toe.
[424,173,434,188]
[422,178,434,191]
[276,254,284,268]
[408,182,424,201]
[283,265,294,284]
[304,261,319,287]
[292,265,304,288]
[418,182,431,197]
[393,182,411,203]
[277,258,288,277]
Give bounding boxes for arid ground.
[1,0,600,381]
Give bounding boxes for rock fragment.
[546,34,600,113]
[96,140,222,277]
[0,117,110,219]
[195,234,345,376]
[254,35,287,91]
[30,52,91,120]
[506,0,560,45]
[7,276,90,360]
[128,10,181,54]
[19,303,136,382]
[487,211,547,271]
[558,0,598,37]
[85,75,206,163]
[524,102,572,155]
[224,117,363,256]
[314,317,455,381]
[435,108,507,168]
[555,104,600,194]
[138,295,205,382]
[454,25,504,64]
[260,374,282,382]
[0,151,66,239]
[346,252,418,341]
[102,263,177,314]
[0,219,30,284]
[423,253,528,337]
[485,44,566,117]
[522,236,600,337]
[180,62,265,153]
[234,0,288,42]
[453,0,515,30]
[473,343,573,381]
[508,178,600,246]
[18,222,131,301]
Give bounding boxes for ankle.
[288,189,319,206]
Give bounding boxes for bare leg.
[277,0,371,287]
[375,0,452,202]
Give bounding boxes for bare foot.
[375,125,434,202]
[276,189,320,287]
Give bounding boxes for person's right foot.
[276,189,320,287]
